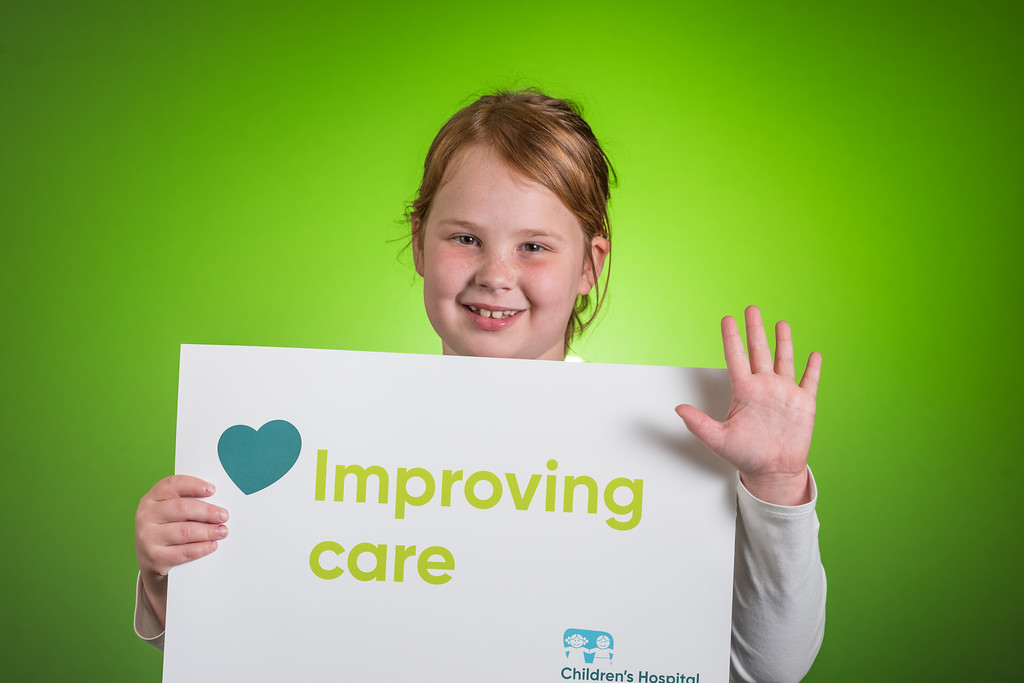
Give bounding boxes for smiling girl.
[135,90,825,682]
[412,142,607,360]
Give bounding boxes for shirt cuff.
[737,467,818,516]
[134,573,165,651]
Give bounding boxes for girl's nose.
[475,251,515,290]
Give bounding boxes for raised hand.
[135,475,228,627]
[675,305,822,506]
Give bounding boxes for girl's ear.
[578,235,610,295]
[411,217,424,276]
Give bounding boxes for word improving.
[313,451,644,531]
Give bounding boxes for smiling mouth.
[466,305,521,320]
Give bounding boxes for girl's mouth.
[466,305,521,320]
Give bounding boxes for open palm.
[676,306,821,505]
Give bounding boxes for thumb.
[675,404,726,455]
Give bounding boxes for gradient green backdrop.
[2,1,1021,680]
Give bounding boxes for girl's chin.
[442,335,565,361]
[443,342,529,359]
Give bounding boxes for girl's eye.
[521,243,545,253]
[454,235,478,246]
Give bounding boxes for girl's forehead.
[442,144,535,189]
[432,147,580,234]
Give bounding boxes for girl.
[135,90,825,682]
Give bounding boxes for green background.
[2,1,1021,679]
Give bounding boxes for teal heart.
[217,420,302,494]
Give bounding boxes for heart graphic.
[217,420,302,494]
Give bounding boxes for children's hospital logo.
[564,628,615,664]
[217,420,302,494]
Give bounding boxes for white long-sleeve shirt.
[136,474,826,682]
[730,473,826,682]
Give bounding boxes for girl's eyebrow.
[434,218,569,243]
[434,218,481,231]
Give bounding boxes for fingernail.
[218,525,228,538]
[217,508,228,522]
[206,484,216,495]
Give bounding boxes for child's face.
[413,145,607,360]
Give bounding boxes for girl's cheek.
[430,243,463,268]
[433,247,479,284]
[523,261,579,304]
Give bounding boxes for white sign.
[165,345,736,682]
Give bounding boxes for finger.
[745,305,773,373]
[157,520,230,547]
[146,475,216,502]
[721,315,750,382]
[148,498,229,525]
[140,522,227,561]
[173,539,221,565]
[675,404,726,455]
[147,538,223,574]
[799,351,823,398]
[137,523,227,574]
[774,320,795,380]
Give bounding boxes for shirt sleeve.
[134,573,165,652]
[730,469,826,683]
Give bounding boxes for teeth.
[468,306,518,319]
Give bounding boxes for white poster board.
[165,345,736,682]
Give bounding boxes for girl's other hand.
[675,305,822,506]
[134,475,228,627]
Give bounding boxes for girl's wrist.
[740,469,811,506]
